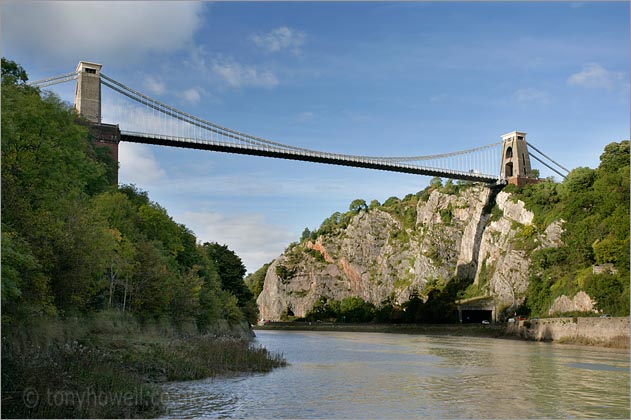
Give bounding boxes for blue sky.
[3,1,629,272]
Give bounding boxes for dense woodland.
[1,58,257,332]
[512,141,630,316]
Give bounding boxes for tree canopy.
[518,141,630,316]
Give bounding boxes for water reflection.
[162,331,630,418]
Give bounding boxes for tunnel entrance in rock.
[461,309,493,323]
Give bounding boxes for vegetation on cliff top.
[509,141,630,317]
[1,58,284,418]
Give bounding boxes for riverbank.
[255,321,505,338]
[507,316,630,348]
[1,312,286,418]
[255,317,630,348]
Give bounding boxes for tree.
[245,263,270,299]
[369,199,381,210]
[168,268,203,323]
[129,241,173,318]
[103,229,136,309]
[137,202,184,257]
[1,229,55,321]
[430,177,443,189]
[196,250,225,330]
[339,297,375,322]
[201,243,252,306]
[598,141,630,174]
[563,167,596,195]
[2,58,29,86]
[349,199,368,213]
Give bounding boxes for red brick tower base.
[89,123,121,184]
[507,175,540,188]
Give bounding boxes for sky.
[2,1,629,273]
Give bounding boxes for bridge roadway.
[121,131,502,184]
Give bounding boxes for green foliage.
[2,58,29,86]
[305,296,339,321]
[439,205,453,225]
[304,278,468,324]
[430,177,443,188]
[518,141,630,316]
[275,263,296,283]
[462,260,492,299]
[245,262,271,299]
[201,243,251,305]
[599,141,630,173]
[305,296,375,322]
[563,167,596,195]
[305,247,327,263]
[583,273,630,316]
[349,198,368,213]
[382,196,401,208]
[339,296,376,322]
[440,179,457,195]
[489,203,504,222]
[512,178,562,227]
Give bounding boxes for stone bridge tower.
[500,131,537,187]
[74,61,120,184]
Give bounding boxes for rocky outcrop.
[548,291,597,315]
[257,186,567,321]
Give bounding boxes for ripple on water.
[160,331,630,419]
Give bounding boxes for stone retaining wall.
[507,317,629,345]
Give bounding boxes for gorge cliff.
[257,183,564,321]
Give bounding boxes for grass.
[1,312,286,418]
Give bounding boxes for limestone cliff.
[257,185,563,321]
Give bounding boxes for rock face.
[473,191,564,311]
[257,186,565,321]
[548,291,596,315]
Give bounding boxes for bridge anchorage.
[29,61,570,186]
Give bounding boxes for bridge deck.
[121,131,501,184]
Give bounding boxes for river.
[162,330,630,418]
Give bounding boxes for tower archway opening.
[505,162,514,177]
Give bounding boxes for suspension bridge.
[29,62,570,185]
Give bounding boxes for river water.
[162,330,630,418]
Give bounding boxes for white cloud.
[179,211,295,272]
[567,63,624,91]
[296,111,314,123]
[119,143,166,185]
[251,26,306,54]
[182,87,203,105]
[2,1,205,62]
[211,58,278,89]
[144,76,166,95]
[514,88,549,104]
